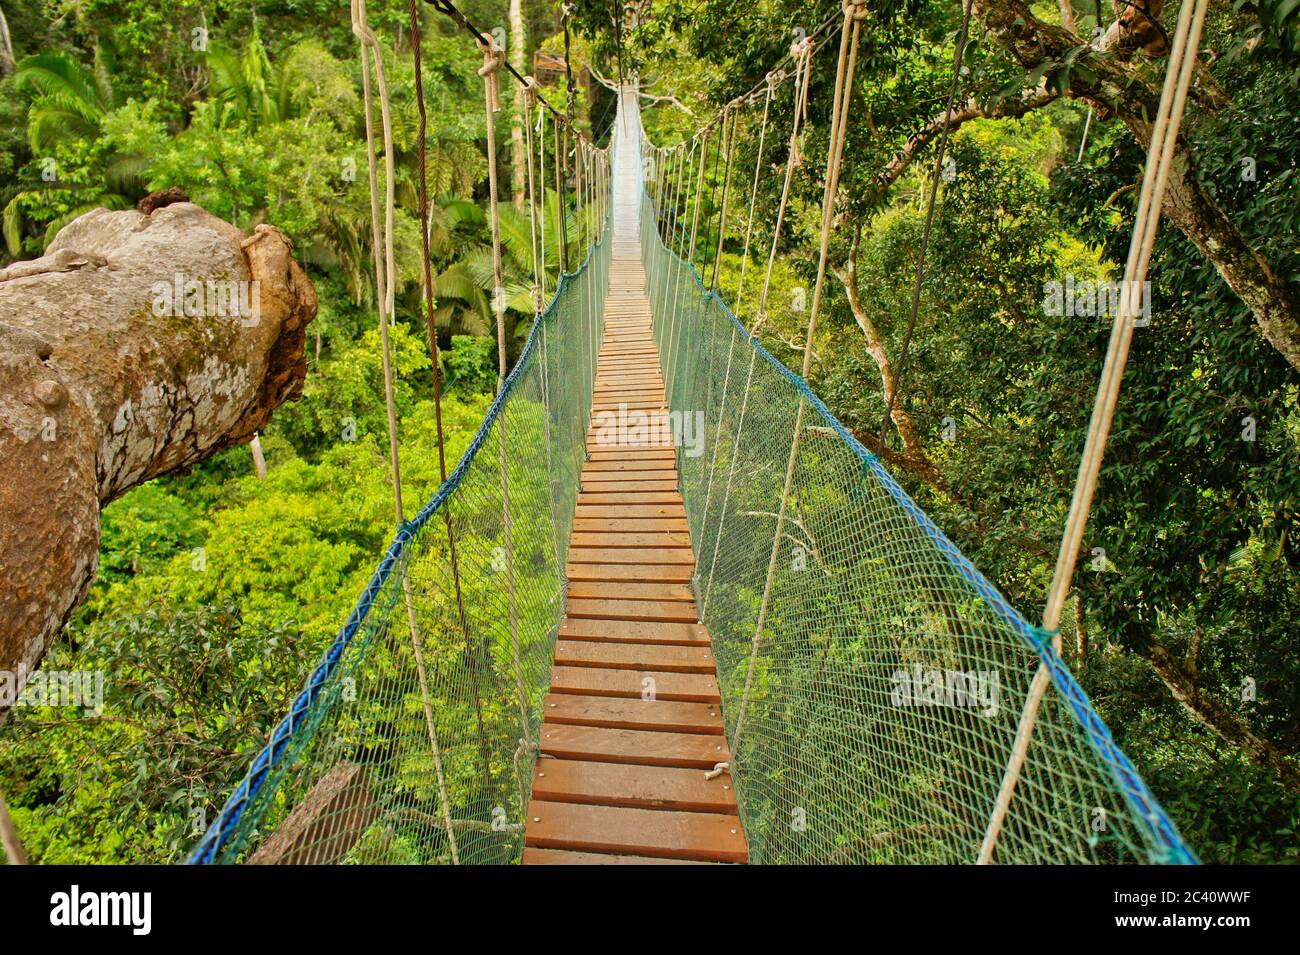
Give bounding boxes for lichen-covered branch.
[0,201,315,703]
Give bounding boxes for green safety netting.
[633,105,1193,864]
[190,154,614,865]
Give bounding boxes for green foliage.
[441,334,498,394]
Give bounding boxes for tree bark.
[509,0,527,209]
[975,0,1300,371]
[0,203,315,706]
[1143,639,1300,794]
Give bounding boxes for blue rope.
[188,232,609,865]
[641,202,1196,865]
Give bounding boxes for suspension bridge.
[186,0,1210,866]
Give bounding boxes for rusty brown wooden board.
[575,491,683,505]
[532,760,737,813]
[554,640,715,672]
[550,665,720,703]
[575,504,686,519]
[565,563,695,583]
[524,801,747,863]
[583,460,679,472]
[558,618,711,645]
[564,546,694,565]
[585,451,676,462]
[521,848,720,865]
[566,579,693,600]
[565,597,698,622]
[521,848,717,865]
[571,519,689,534]
[579,470,679,484]
[570,532,692,549]
[575,480,681,494]
[538,724,729,768]
[541,693,724,734]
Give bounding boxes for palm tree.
[4,41,146,256]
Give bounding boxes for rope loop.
[843,0,869,21]
[478,39,505,112]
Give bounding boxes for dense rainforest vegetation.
[0,0,1297,863]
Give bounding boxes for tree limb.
[871,89,1060,201]
[975,0,1300,370]
[1143,638,1300,794]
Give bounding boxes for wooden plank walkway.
[522,125,747,866]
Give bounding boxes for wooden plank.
[522,848,719,865]
[579,469,678,483]
[550,665,720,703]
[575,491,683,505]
[554,640,714,673]
[566,579,693,600]
[532,760,736,813]
[524,801,747,863]
[595,377,663,387]
[565,563,694,583]
[571,518,689,533]
[576,480,680,494]
[569,532,692,549]
[538,724,729,768]
[566,597,697,622]
[541,693,724,734]
[574,502,685,518]
[588,405,668,416]
[584,450,676,462]
[559,617,711,645]
[582,460,678,473]
[565,546,693,564]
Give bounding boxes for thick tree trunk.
[0,202,315,706]
[509,0,527,209]
[975,0,1300,371]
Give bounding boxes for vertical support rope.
[734,2,864,751]
[709,107,739,290]
[554,118,569,273]
[406,0,495,806]
[978,0,1211,864]
[352,0,459,864]
[525,81,564,576]
[665,128,710,405]
[697,81,776,611]
[478,38,531,748]
[703,40,812,615]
